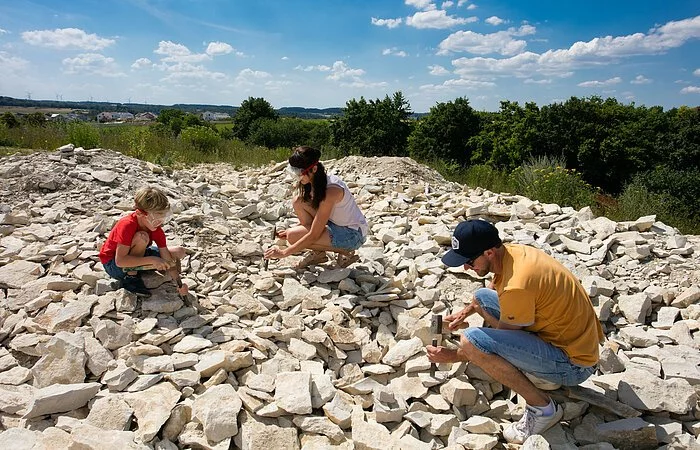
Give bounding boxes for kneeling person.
[427,219,604,444]
[99,186,188,298]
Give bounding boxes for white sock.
[530,399,555,416]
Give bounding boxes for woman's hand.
[264,246,286,260]
[444,299,483,330]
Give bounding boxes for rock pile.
[0,146,699,450]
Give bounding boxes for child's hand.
[150,256,171,271]
[276,229,288,239]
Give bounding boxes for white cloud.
[327,60,365,81]
[694,68,700,76]
[457,0,469,6]
[438,25,535,55]
[339,80,388,88]
[0,28,9,35]
[62,53,124,77]
[442,1,454,8]
[467,4,477,10]
[205,41,233,56]
[681,86,700,94]
[294,64,331,72]
[524,78,552,84]
[405,0,436,10]
[159,62,226,82]
[419,77,495,93]
[449,16,700,79]
[382,47,408,57]
[281,56,289,60]
[406,10,477,29]
[630,75,652,84]
[238,68,271,79]
[131,58,153,69]
[429,64,451,75]
[371,17,403,28]
[0,51,28,74]
[485,16,505,26]
[154,41,209,63]
[22,28,115,50]
[578,77,622,87]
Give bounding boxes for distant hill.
[0,96,344,119]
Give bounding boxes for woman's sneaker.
[503,401,564,444]
[122,275,151,297]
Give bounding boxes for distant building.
[97,111,134,122]
[97,112,112,123]
[135,112,158,121]
[201,111,231,121]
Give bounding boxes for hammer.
[430,315,443,376]
[263,224,277,271]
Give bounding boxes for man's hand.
[264,246,286,260]
[149,256,171,271]
[426,345,464,363]
[445,299,484,330]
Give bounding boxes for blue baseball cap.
[441,220,502,267]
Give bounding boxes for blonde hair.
[134,186,169,212]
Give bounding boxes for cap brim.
[441,249,469,267]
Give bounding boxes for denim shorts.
[327,221,366,251]
[103,246,160,280]
[463,288,595,386]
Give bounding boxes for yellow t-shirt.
[493,244,604,367]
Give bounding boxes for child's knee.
[132,231,150,247]
[170,246,186,259]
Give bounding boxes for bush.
[180,125,221,153]
[511,155,596,209]
[0,112,20,128]
[67,122,100,149]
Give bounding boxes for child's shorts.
[103,246,161,280]
[327,222,366,251]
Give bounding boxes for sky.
[0,1,699,113]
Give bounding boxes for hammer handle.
[430,338,438,376]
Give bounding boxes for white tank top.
[327,174,368,236]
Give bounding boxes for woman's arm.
[280,187,343,256]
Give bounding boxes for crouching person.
[99,186,188,298]
[264,146,368,269]
[427,219,604,444]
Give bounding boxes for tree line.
[2,93,698,232]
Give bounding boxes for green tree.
[0,112,20,128]
[22,112,46,127]
[232,97,278,141]
[408,97,480,164]
[330,91,412,156]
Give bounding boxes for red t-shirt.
[99,212,167,264]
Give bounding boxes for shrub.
[180,125,221,153]
[511,155,596,209]
[67,122,100,149]
[0,112,20,128]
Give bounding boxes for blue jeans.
[463,288,595,386]
[103,246,160,280]
[327,221,365,251]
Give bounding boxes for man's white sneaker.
[503,402,564,444]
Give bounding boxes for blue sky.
[0,0,699,112]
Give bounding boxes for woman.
[264,146,368,269]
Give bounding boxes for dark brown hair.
[289,146,327,209]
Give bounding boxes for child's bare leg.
[126,231,150,275]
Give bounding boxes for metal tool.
[263,224,277,271]
[430,315,443,377]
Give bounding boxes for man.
[427,219,604,444]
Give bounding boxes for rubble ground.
[0,146,699,450]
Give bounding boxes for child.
[264,146,368,269]
[99,186,188,298]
